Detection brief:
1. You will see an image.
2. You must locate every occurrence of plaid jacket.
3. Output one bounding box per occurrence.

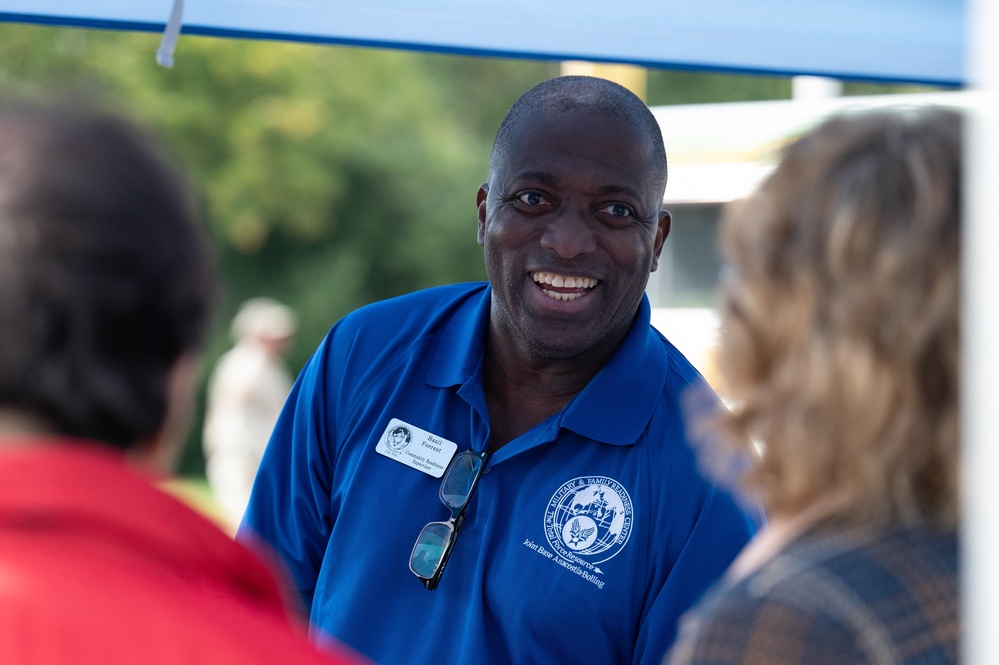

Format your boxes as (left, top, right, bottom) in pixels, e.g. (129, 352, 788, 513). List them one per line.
(667, 524, 958, 665)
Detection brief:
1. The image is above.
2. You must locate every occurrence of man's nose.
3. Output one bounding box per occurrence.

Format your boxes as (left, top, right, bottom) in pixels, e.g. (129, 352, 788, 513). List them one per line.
(539, 207, 597, 259)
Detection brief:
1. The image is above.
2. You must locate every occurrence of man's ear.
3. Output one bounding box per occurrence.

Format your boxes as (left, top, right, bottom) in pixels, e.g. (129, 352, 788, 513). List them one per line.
(476, 184, 489, 247)
(650, 210, 672, 273)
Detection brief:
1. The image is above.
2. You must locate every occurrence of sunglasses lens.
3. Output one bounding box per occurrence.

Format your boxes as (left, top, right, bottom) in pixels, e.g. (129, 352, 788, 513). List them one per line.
(440, 452, 485, 509)
(412, 451, 489, 589)
(410, 521, 453, 578)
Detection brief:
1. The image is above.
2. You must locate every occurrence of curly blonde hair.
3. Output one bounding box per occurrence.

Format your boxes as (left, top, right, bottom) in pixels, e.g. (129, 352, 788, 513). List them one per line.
(716, 108, 961, 527)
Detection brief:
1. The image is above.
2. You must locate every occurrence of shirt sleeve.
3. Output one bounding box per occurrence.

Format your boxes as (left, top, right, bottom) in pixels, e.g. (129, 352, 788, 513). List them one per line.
(634, 483, 759, 665)
(238, 332, 340, 616)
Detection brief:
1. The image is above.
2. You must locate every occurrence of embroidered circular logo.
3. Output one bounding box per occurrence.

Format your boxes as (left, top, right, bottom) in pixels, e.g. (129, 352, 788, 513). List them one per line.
(385, 425, 412, 452)
(545, 476, 633, 565)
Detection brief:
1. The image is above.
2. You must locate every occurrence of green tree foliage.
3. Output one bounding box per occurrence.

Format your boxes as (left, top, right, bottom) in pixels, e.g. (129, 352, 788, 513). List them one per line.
(0, 23, 557, 348)
(646, 68, 946, 106)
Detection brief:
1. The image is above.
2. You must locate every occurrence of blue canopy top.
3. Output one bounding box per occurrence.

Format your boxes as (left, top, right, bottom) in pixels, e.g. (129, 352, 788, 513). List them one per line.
(0, 0, 965, 86)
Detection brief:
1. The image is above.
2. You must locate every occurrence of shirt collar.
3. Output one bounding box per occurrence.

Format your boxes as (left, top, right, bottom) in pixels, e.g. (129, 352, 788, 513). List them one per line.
(558, 296, 667, 445)
(426, 283, 491, 389)
(426, 286, 668, 446)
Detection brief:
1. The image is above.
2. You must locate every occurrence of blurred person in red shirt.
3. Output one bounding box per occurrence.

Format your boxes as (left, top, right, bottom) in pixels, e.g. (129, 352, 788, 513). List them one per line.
(0, 99, 366, 665)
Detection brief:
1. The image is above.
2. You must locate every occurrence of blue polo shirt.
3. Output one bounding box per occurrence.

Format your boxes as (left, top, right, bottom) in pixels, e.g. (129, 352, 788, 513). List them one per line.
(241, 282, 758, 665)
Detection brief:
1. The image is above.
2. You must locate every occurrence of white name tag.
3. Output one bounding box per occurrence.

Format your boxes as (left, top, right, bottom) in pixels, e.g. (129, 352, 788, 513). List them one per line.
(375, 418, 458, 478)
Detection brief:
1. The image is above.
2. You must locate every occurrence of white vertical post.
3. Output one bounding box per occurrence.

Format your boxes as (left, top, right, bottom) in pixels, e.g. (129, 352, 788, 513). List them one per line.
(791, 75, 843, 100)
(963, 0, 999, 663)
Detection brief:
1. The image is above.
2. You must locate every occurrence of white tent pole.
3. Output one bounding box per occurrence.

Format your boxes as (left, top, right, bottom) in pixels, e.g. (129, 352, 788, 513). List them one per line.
(963, 0, 999, 662)
(791, 75, 842, 100)
(156, 0, 185, 68)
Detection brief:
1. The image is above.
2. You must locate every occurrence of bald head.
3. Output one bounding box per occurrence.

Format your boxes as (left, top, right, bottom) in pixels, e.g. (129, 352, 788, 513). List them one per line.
(489, 75, 668, 201)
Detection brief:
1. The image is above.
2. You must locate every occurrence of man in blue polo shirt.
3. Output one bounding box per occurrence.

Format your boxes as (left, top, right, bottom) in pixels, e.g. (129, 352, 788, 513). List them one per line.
(240, 75, 759, 665)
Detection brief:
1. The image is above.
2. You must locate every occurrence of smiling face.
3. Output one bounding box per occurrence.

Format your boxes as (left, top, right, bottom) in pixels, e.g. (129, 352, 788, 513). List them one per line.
(477, 108, 670, 364)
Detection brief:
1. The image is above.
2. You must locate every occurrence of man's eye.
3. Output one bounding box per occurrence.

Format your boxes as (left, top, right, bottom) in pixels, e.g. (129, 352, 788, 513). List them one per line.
(517, 192, 551, 207)
(599, 203, 633, 218)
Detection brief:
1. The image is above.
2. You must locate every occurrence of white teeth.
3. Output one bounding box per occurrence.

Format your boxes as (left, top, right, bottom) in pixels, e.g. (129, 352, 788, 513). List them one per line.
(541, 289, 583, 302)
(532, 272, 597, 290)
(532, 271, 598, 302)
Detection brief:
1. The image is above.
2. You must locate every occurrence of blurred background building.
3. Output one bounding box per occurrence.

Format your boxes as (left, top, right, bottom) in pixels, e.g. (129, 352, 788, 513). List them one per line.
(646, 86, 972, 396)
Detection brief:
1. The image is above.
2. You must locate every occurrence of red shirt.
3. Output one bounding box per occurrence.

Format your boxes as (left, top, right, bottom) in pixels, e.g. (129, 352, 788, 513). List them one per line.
(0, 440, 367, 665)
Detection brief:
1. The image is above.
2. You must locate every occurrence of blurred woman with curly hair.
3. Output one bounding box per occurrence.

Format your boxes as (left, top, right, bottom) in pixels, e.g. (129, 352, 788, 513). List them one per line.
(668, 107, 960, 665)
